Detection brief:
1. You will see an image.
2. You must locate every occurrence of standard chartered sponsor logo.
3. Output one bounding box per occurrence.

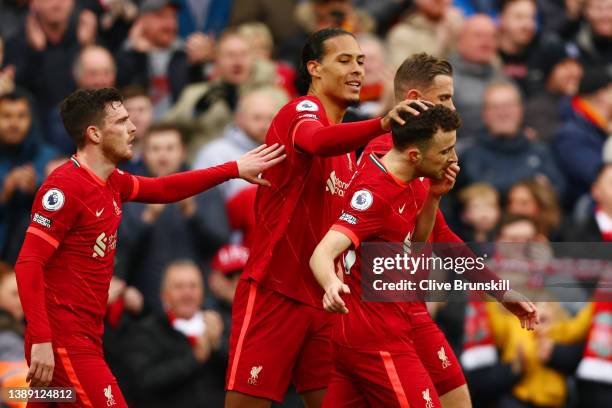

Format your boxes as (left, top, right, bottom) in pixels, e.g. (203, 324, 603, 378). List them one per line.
(325, 171, 350, 197)
(92, 232, 118, 258)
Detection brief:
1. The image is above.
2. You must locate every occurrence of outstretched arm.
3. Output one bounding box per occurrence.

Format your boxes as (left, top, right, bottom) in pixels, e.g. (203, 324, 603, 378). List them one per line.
(294, 100, 431, 157)
(310, 230, 353, 313)
(130, 144, 285, 203)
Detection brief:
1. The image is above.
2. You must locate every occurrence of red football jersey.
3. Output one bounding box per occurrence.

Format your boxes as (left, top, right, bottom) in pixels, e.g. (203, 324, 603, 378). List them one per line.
(25, 156, 137, 349)
(331, 153, 429, 350)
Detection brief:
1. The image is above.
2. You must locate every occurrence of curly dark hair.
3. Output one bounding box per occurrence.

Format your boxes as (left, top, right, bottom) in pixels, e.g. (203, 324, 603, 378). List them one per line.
(59, 88, 123, 148)
(391, 104, 461, 151)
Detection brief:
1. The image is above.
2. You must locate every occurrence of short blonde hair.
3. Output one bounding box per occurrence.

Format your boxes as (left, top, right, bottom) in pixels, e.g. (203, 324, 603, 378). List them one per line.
(458, 182, 499, 207)
(238, 22, 274, 55)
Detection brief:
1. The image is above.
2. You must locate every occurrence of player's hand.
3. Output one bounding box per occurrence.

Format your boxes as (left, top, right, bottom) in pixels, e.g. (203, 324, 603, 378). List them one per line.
(380, 99, 434, 131)
(501, 290, 539, 330)
(237, 143, 286, 187)
(27, 342, 54, 387)
(429, 164, 460, 197)
(323, 278, 350, 314)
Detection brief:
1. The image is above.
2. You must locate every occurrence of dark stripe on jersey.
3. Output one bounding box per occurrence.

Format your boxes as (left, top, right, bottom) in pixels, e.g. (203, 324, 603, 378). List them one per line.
(369, 153, 387, 173)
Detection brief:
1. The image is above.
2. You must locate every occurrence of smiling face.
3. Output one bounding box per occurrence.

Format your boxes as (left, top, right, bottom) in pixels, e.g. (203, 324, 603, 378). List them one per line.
(309, 34, 365, 107)
(97, 102, 136, 164)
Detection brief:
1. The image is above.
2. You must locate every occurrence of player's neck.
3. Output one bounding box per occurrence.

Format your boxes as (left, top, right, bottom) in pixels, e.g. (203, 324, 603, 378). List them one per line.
(381, 149, 417, 184)
(307, 89, 345, 124)
(75, 148, 117, 182)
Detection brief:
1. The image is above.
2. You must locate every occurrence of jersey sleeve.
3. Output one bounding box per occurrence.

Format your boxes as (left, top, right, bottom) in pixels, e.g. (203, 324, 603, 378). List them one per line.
(26, 182, 83, 249)
(331, 185, 387, 248)
(112, 168, 139, 203)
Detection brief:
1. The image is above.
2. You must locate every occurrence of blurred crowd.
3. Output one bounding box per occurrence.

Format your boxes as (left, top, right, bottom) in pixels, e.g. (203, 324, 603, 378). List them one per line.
(0, 0, 611, 407)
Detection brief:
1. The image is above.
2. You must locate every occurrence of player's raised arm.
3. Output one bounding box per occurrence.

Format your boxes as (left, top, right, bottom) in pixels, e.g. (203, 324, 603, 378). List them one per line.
(129, 144, 285, 203)
(310, 230, 353, 314)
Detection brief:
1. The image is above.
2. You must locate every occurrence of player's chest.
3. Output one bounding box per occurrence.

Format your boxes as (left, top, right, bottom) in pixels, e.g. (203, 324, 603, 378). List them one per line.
(73, 187, 123, 248)
(382, 196, 420, 243)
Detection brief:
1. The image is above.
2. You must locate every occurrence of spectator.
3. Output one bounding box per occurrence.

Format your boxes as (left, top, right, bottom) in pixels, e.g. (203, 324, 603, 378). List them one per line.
(0, 261, 24, 362)
(0, 91, 57, 264)
(497, 0, 540, 94)
(193, 86, 287, 200)
(0, 35, 16, 97)
(208, 244, 249, 337)
(122, 260, 226, 408)
(507, 179, 563, 240)
(193, 86, 286, 245)
(238, 22, 298, 97)
(0, 0, 28, 41)
(116, 0, 207, 118)
(73, 45, 116, 90)
(5, 0, 97, 154)
(450, 14, 506, 138)
(552, 66, 612, 209)
(176, 0, 232, 38)
(573, 0, 612, 67)
(460, 81, 566, 198)
(457, 182, 501, 243)
(524, 42, 583, 142)
(165, 28, 276, 153)
(116, 123, 229, 312)
(386, 0, 463, 68)
(353, 0, 414, 35)
(230, 0, 301, 54)
(120, 85, 154, 175)
(565, 163, 612, 242)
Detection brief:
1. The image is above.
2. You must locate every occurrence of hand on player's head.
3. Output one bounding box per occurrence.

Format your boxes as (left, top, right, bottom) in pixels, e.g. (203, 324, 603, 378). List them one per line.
(381, 99, 435, 131)
(237, 143, 286, 187)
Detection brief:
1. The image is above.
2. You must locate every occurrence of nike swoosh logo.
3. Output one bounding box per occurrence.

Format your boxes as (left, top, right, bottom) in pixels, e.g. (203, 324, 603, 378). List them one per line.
(399, 204, 406, 214)
(96, 209, 105, 217)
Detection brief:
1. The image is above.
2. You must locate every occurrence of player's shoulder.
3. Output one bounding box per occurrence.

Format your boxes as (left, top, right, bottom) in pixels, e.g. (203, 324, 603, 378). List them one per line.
(41, 159, 84, 195)
(348, 155, 392, 203)
(277, 95, 326, 123)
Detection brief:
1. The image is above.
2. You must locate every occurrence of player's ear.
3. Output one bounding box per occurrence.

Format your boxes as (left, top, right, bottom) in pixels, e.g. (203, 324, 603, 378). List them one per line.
(85, 125, 101, 144)
(405, 89, 422, 101)
(307, 60, 322, 80)
(407, 147, 421, 163)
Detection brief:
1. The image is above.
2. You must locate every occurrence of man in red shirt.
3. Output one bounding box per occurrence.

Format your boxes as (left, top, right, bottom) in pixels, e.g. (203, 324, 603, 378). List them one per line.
(311, 105, 538, 407)
(15, 87, 285, 407)
(225, 27, 426, 407)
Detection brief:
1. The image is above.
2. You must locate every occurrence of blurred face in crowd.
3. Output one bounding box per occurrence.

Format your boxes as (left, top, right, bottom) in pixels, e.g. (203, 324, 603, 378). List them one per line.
(314, 0, 353, 29)
(124, 95, 153, 140)
(99, 102, 136, 163)
(0, 272, 23, 321)
(358, 36, 386, 86)
(498, 220, 538, 242)
(585, 0, 612, 38)
(142, 5, 178, 48)
(143, 129, 185, 176)
(31, 0, 74, 27)
(236, 91, 281, 143)
(216, 34, 254, 85)
(547, 59, 583, 96)
(500, 0, 537, 48)
(0, 98, 32, 145)
(482, 84, 523, 137)
(507, 185, 539, 218)
(458, 15, 497, 64)
(161, 263, 203, 320)
(593, 166, 612, 214)
(415, 0, 451, 21)
(309, 34, 365, 108)
(463, 194, 500, 233)
(75, 47, 116, 90)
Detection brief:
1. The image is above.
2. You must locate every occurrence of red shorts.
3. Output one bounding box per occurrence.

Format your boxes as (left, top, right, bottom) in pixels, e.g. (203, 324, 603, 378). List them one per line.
(412, 316, 466, 396)
(323, 343, 442, 408)
(24, 343, 127, 408)
(226, 279, 333, 402)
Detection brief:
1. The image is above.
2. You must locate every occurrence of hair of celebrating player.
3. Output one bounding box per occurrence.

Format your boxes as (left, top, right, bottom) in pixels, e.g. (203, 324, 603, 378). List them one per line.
(298, 27, 355, 92)
(59, 88, 123, 148)
(394, 53, 453, 101)
(391, 104, 461, 151)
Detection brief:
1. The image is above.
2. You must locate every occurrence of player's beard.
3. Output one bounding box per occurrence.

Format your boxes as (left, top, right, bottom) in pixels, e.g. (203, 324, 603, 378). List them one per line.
(102, 139, 133, 165)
